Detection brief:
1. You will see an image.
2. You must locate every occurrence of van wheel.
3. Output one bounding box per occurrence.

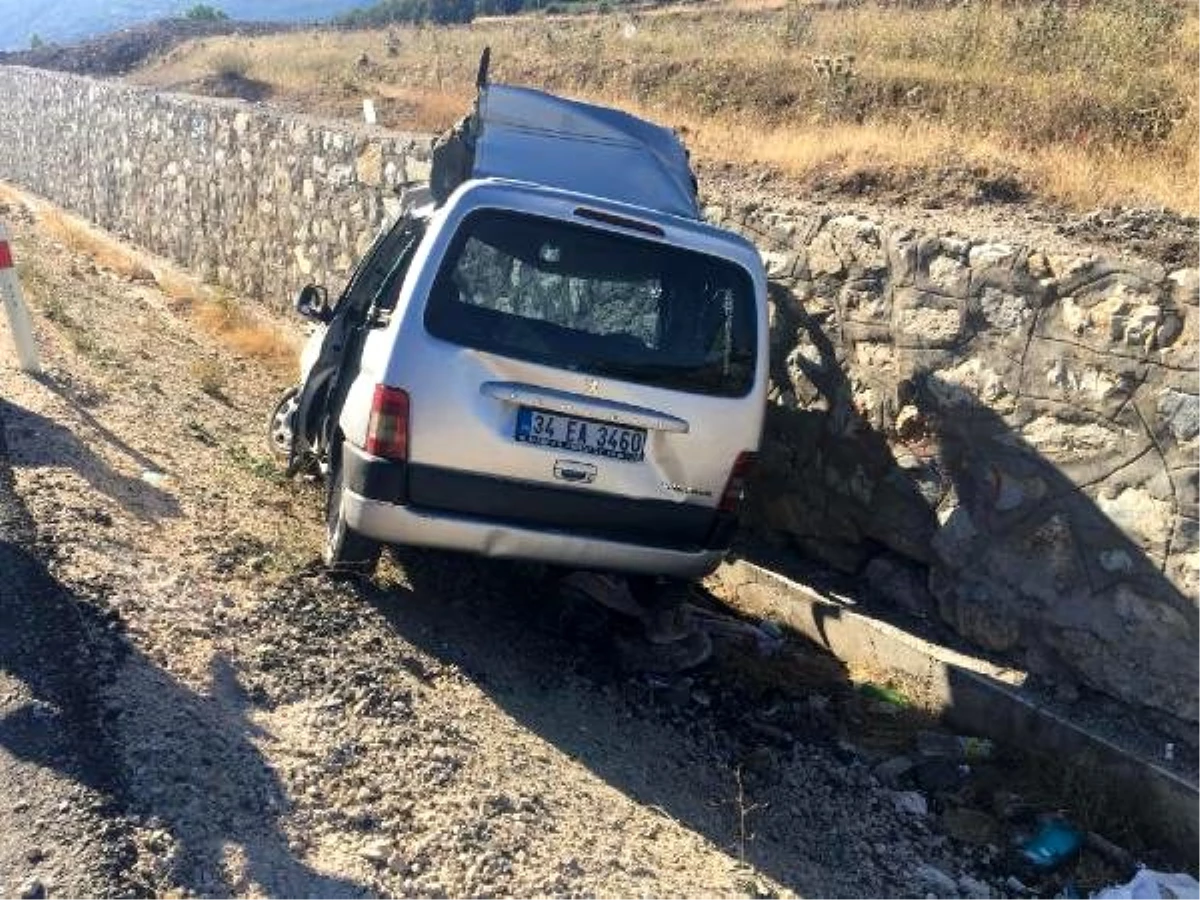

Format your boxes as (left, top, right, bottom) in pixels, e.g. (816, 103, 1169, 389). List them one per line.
(267, 385, 301, 462)
(323, 452, 382, 577)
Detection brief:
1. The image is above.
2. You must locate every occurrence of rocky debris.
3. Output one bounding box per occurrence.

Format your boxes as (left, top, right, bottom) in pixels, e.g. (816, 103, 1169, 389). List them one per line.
(360, 838, 393, 866)
(873, 755, 915, 785)
(941, 807, 1002, 846)
(891, 790, 928, 816)
(914, 862, 958, 895)
(958, 873, 993, 898)
(1057, 208, 1199, 270)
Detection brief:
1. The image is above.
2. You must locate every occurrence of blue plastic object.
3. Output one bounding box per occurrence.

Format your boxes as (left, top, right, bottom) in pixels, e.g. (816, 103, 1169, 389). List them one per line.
(1020, 819, 1085, 871)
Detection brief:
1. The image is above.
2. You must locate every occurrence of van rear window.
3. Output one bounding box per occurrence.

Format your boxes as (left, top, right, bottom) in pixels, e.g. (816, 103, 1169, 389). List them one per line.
(424, 209, 757, 397)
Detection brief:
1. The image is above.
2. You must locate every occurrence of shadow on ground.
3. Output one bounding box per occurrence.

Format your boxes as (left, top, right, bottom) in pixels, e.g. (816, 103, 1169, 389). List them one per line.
(342, 548, 1000, 898)
(0, 418, 364, 898)
(0, 389, 179, 522)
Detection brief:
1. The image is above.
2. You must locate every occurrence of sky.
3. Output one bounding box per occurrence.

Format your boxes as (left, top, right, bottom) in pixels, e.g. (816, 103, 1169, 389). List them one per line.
(0, 0, 376, 51)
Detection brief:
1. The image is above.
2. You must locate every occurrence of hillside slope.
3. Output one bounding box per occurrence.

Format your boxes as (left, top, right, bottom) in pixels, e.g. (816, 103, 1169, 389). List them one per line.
(126, 1, 1199, 215)
(0, 0, 371, 51)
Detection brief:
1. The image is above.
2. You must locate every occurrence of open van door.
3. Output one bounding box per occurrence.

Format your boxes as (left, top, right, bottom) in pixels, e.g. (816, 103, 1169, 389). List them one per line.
(287, 213, 426, 475)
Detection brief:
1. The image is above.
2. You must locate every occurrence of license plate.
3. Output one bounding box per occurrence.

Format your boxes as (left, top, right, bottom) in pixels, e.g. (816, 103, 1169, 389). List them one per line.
(515, 407, 646, 462)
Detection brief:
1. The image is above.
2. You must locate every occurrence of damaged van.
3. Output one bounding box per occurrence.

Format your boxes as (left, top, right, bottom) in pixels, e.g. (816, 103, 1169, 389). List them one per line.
(271, 61, 769, 579)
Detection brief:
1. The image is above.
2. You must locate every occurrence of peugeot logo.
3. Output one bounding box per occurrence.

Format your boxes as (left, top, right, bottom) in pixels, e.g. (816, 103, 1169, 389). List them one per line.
(555, 460, 596, 484)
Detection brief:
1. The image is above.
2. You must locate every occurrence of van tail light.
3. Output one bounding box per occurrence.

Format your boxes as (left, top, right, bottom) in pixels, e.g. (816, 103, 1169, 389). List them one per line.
(365, 385, 410, 460)
(719, 451, 758, 513)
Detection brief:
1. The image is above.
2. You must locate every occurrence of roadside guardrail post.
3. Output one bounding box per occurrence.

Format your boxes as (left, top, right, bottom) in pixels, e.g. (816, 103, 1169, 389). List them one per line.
(0, 221, 42, 375)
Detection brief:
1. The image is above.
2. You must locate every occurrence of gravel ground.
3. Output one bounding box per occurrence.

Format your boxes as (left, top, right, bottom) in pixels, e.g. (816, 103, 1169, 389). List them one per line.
(0, 421, 145, 899)
(0, 192, 1145, 898)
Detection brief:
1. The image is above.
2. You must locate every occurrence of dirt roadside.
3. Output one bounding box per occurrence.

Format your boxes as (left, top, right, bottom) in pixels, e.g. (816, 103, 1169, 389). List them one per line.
(0, 190, 1143, 898)
(0, 416, 146, 898)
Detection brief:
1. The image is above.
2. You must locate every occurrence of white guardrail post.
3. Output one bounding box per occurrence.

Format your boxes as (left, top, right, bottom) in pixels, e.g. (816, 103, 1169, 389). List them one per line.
(0, 220, 42, 375)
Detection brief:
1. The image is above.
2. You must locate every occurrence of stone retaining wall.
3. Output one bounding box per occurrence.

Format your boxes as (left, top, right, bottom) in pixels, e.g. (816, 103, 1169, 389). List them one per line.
(0, 66, 1195, 724)
(717, 205, 1198, 724)
(0, 66, 432, 302)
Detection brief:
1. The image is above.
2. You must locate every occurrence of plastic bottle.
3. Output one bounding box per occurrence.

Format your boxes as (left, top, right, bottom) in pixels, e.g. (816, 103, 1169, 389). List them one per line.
(915, 729, 995, 761)
(858, 683, 910, 707)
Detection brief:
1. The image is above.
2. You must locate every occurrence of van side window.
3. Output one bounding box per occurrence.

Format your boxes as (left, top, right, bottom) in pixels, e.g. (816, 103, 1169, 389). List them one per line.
(373, 221, 427, 316)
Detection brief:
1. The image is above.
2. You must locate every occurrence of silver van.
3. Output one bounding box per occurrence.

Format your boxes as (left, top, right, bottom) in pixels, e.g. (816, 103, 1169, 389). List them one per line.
(273, 76, 769, 579)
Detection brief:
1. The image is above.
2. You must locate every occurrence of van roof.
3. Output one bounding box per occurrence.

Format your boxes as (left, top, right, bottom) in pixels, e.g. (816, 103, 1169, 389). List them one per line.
(471, 84, 700, 221)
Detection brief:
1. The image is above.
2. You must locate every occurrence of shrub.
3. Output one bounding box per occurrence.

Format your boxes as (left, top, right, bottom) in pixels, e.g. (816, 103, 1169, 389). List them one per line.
(337, 0, 474, 26)
(210, 48, 252, 78)
(184, 4, 229, 21)
(429, 0, 475, 24)
(476, 0, 525, 13)
(192, 357, 228, 400)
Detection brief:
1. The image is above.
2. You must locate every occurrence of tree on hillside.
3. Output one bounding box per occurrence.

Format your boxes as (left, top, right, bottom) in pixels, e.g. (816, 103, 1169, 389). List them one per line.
(336, 0, 474, 26)
(429, 0, 475, 23)
(183, 4, 229, 21)
(474, 0, 524, 15)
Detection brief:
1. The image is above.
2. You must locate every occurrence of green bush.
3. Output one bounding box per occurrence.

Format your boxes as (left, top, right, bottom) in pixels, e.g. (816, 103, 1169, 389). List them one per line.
(476, 0, 525, 13)
(337, 0, 474, 26)
(184, 3, 229, 21)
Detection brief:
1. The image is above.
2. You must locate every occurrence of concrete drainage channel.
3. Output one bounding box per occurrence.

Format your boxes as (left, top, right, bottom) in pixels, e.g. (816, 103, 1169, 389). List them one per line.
(711, 558, 1199, 862)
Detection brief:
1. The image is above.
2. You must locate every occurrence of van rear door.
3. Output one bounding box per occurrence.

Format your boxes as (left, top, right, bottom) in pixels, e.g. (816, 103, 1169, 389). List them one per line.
(395, 204, 765, 551)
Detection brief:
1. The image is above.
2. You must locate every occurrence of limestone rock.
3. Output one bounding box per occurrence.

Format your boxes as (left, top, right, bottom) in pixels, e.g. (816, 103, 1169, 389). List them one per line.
(1157, 388, 1199, 445)
(968, 242, 1016, 271)
(827, 215, 885, 275)
(976, 286, 1034, 333)
(355, 141, 383, 187)
(893, 288, 964, 348)
(807, 228, 844, 277)
(1096, 487, 1173, 553)
(1167, 268, 1199, 305)
(922, 253, 971, 297)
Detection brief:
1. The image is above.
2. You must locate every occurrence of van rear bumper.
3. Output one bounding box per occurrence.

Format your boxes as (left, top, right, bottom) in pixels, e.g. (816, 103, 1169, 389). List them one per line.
(340, 444, 729, 578)
(343, 488, 726, 578)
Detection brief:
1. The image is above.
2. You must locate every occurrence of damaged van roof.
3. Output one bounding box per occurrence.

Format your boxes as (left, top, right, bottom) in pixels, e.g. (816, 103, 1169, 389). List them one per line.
(472, 84, 700, 221)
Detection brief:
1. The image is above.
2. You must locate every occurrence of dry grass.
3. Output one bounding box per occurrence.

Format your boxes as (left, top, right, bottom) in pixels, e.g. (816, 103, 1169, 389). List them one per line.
(191, 355, 229, 399)
(185, 292, 299, 374)
(40, 209, 157, 282)
(209, 47, 252, 79)
(0, 183, 299, 376)
(130, 0, 1199, 213)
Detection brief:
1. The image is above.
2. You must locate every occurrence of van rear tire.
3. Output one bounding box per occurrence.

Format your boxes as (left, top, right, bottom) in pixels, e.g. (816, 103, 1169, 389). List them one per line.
(324, 451, 382, 577)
